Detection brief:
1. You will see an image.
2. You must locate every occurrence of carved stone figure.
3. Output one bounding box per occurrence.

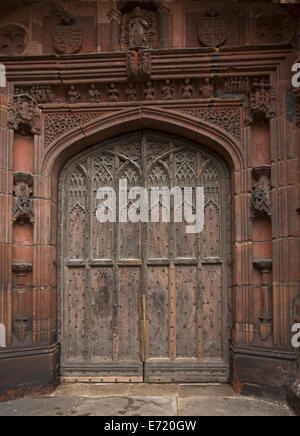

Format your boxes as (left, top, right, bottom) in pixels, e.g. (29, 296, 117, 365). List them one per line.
(68, 86, 81, 104)
(12, 173, 34, 225)
(182, 79, 193, 100)
(89, 84, 101, 103)
(161, 80, 174, 100)
(200, 78, 214, 99)
(8, 94, 40, 135)
(126, 84, 137, 101)
(108, 83, 120, 102)
(144, 81, 154, 101)
(251, 166, 272, 220)
(121, 7, 158, 50)
(129, 6, 151, 48)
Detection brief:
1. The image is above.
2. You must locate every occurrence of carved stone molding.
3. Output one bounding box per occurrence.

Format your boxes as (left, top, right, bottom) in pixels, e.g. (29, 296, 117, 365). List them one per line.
(8, 94, 40, 136)
(43, 111, 106, 148)
(12, 173, 34, 225)
(12, 262, 33, 274)
(251, 166, 272, 220)
(253, 259, 272, 272)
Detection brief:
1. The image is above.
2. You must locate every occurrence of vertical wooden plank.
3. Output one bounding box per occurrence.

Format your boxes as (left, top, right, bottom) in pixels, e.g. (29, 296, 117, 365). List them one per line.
(202, 264, 222, 359)
(176, 265, 197, 358)
(169, 263, 176, 361)
(90, 267, 114, 360)
(64, 267, 86, 361)
(148, 266, 169, 358)
(118, 267, 141, 360)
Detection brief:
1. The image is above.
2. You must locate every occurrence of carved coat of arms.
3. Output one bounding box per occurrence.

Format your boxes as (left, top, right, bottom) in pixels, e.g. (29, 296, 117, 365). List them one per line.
(53, 24, 82, 54)
(198, 11, 227, 47)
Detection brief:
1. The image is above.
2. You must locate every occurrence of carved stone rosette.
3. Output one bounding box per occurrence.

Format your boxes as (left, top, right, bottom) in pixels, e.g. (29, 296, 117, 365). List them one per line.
(8, 94, 40, 135)
(12, 173, 34, 225)
(251, 166, 272, 220)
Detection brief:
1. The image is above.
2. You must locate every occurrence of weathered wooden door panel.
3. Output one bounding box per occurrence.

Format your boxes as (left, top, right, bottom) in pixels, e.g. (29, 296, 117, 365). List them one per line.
(59, 131, 231, 382)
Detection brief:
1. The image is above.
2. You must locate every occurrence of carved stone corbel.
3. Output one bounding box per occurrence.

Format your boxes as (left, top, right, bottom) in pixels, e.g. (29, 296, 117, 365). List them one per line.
(8, 94, 40, 135)
(253, 259, 273, 341)
(251, 166, 272, 220)
(127, 48, 152, 82)
(12, 173, 34, 225)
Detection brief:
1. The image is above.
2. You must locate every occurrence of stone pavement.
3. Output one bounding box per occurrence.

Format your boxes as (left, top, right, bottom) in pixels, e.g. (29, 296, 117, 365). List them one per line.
(0, 384, 295, 416)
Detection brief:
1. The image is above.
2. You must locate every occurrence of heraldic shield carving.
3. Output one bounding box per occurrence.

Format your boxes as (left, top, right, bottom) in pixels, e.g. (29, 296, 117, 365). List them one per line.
(53, 24, 82, 54)
(198, 9, 228, 47)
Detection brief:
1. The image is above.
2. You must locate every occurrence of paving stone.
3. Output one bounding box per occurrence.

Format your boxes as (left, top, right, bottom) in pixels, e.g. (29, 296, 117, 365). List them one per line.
(127, 384, 179, 397)
(0, 384, 295, 416)
(178, 384, 234, 398)
(53, 383, 130, 398)
(73, 396, 178, 417)
(0, 397, 81, 417)
(178, 396, 295, 417)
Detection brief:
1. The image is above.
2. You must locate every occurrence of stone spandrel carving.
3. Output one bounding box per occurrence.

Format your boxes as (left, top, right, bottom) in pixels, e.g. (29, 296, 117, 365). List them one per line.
(182, 107, 241, 142)
(43, 111, 105, 148)
(12, 173, 34, 225)
(121, 6, 158, 50)
(0, 25, 28, 55)
(8, 94, 40, 135)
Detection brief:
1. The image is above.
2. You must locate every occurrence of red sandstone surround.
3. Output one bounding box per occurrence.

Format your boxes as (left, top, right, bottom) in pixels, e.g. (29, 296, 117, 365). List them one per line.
(0, 0, 299, 411)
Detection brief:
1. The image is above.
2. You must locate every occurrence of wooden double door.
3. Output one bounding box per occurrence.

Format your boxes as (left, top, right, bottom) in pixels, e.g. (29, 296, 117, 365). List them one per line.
(58, 130, 231, 383)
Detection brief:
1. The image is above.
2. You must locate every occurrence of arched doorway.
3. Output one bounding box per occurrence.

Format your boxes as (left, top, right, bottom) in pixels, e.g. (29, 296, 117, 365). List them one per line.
(58, 130, 232, 383)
